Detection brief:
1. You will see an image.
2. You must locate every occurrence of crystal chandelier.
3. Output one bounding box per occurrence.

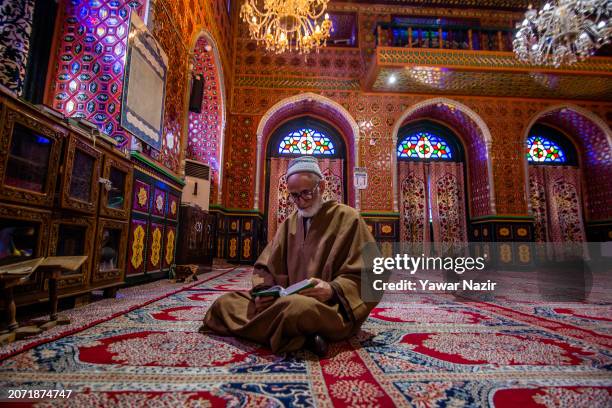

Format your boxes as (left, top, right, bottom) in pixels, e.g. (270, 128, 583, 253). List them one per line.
(240, 0, 333, 54)
(513, 1, 611, 67)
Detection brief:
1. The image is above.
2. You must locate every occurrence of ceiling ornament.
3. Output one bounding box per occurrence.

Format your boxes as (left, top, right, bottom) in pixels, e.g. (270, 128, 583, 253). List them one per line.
(240, 0, 333, 54)
(513, 1, 611, 67)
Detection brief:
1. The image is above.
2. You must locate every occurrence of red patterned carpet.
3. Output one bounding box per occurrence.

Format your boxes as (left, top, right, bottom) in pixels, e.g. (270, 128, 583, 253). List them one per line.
(0, 265, 611, 407)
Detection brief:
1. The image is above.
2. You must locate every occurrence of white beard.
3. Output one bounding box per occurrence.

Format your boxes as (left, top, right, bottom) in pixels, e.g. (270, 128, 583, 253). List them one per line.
(296, 199, 323, 218)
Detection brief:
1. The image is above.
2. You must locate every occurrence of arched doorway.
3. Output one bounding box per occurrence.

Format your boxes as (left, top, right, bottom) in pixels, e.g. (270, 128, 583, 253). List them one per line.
(391, 98, 495, 217)
(185, 31, 226, 205)
(397, 120, 468, 244)
(523, 105, 612, 228)
(265, 116, 347, 241)
(255, 92, 359, 211)
(526, 124, 585, 243)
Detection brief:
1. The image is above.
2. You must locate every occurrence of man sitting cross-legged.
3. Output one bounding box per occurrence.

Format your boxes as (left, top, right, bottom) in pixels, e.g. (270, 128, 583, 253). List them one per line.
(200, 156, 378, 357)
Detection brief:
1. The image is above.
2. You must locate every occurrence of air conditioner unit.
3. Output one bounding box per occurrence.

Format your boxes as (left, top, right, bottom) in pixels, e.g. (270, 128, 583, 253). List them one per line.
(183, 159, 211, 211)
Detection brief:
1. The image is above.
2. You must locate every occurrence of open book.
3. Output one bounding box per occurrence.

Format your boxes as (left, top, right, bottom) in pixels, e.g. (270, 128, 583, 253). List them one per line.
(252, 278, 315, 298)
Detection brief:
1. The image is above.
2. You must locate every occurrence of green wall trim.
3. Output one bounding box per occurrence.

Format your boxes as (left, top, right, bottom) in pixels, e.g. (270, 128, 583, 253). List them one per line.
(210, 205, 263, 216)
(130, 151, 185, 186)
(471, 215, 534, 221)
(586, 219, 612, 225)
(361, 212, 400, 217)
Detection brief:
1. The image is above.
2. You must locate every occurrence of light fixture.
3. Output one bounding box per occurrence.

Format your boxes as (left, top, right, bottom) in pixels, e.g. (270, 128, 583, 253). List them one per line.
(388, 74, 397, 84)
(240, 0, 333, 54)
(513, 1, 611, 67)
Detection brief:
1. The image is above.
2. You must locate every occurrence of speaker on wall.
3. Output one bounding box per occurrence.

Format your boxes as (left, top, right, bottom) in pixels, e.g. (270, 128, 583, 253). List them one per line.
(189, 76, 205, 113)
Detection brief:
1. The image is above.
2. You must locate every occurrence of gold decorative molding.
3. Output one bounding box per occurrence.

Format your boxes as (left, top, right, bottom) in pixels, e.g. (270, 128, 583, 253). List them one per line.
(367, 48, 612, 101)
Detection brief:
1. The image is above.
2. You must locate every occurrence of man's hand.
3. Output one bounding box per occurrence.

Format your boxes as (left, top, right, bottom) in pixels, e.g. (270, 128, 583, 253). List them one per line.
(254, 295, 275, 313)
(299, 278, 333, 302)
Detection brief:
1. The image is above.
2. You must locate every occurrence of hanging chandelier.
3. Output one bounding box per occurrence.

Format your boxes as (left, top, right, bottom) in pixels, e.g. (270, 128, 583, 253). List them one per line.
(513, 1, 611, 67)
(240, 0, 333, 54)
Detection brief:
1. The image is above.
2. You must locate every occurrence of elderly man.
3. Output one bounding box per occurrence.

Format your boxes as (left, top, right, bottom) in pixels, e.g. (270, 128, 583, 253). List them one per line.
(200, 156, 377, 356)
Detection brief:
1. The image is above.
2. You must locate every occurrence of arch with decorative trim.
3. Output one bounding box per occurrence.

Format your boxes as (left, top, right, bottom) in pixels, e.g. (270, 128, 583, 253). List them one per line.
(255, 92, 360, 210)
(182, 29, 227, 205)
(391, 97, 496, 216)
(522, 104, 612, 222)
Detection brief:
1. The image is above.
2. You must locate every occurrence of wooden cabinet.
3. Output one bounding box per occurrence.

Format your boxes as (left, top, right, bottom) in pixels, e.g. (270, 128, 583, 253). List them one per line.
(0, 90, 133, 306)
(48, 215, 95, 292)
(125, 165, 182, 281)
(60, 135, 102, 214)
(99, 156, 133, 220)
(176, 204, 214, 268)
(0, 203, 51, 303)
(92, 218, 128, 285)
(0, 107, 64, 207)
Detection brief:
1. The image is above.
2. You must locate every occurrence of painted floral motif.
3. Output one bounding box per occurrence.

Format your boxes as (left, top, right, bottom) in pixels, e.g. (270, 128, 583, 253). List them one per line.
(552, 179, 585, 242)
(432, 168, 466, 243)
(137, 187, 148, 206)
(420, 333, 577, 365)
(150, 228, 162, 267)
(400, 169, 427, 242)
(165, 229, 175, 265)
(156, 195, 164, 212)
(321, 167, 343, 204)
(0, 0, 34, 96)
(130, 225, 145, 269)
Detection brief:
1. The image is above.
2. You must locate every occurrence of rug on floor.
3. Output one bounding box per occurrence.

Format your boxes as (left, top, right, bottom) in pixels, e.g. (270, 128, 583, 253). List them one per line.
(0, 265, 610, 407)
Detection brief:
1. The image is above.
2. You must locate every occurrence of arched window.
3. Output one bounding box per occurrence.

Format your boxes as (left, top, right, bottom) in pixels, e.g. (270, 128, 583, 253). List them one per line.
(268, 116, 344, 158)
(526, 136, 566, 163)
(396, 121, 462, 162)
(278, 128, 336, 155)
(397, 131, 453, 160)
(396, 121, 467, 241)
(526, 124, 577, 165)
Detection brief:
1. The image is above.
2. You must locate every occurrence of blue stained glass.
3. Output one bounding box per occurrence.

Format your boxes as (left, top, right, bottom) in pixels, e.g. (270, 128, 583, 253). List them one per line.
(526, 136, 566, 163)
(397, 131, 453, 160)
(278, 128, 335, 155)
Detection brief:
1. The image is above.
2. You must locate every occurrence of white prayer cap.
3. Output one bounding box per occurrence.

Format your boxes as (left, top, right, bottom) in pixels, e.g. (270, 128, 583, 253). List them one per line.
(286, 156, 323, 179)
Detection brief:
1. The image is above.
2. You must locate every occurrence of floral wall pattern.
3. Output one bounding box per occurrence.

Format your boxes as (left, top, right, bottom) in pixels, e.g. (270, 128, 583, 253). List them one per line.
(223, 2, 612, 218)
(44, 0, 231, 174)
(187, 34, 223, 202)
(147, 0, 231, 174)
(46, 0, 146, 149)
(0, 0, 35, 96)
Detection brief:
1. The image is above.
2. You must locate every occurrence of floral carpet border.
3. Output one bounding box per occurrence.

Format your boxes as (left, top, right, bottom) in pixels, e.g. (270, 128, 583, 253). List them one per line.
(0, 267, 238, 361)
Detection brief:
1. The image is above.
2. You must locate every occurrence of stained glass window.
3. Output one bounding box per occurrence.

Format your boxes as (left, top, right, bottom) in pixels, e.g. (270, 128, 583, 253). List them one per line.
(526, 136, 566, 163)
(397, 131, 452, 160)
(278, 128, 335, 155)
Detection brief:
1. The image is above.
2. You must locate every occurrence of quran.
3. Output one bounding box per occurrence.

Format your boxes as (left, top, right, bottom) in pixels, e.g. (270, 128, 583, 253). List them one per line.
(252, 279, 315, 298)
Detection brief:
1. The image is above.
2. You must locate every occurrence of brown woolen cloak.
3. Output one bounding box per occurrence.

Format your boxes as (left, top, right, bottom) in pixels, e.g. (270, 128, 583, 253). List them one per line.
(200, 200, 378, 353)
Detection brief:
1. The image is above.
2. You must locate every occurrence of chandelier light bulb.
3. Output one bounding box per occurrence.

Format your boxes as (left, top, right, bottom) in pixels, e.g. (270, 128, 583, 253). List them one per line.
(240, 0, 334, 54)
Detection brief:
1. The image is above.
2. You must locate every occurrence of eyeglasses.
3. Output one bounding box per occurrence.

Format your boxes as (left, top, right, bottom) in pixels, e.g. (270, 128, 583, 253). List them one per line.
(288, 181, 320, 202)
